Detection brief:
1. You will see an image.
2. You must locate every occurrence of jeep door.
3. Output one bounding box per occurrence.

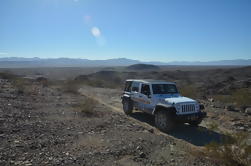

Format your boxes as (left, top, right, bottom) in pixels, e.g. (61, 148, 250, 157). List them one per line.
(140, 84, 154, 114)
(130, 81, 143, 110)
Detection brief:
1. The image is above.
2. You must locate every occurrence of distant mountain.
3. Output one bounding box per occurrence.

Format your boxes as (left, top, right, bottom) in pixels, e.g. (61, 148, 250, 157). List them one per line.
(0, 58, 140, 68)
(127, 64, 160, 70)
(164, 59, 251, 66)
(0, 57, 250, 68)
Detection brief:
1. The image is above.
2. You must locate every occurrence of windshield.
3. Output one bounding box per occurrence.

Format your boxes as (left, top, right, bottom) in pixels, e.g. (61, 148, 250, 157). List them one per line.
(152, 84, 178, 94)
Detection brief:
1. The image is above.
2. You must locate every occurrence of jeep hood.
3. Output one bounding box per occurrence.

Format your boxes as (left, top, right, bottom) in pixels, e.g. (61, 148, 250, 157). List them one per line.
(164, 96, 195, 104)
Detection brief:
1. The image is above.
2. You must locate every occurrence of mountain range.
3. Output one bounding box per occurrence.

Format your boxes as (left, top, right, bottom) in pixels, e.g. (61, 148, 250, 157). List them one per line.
(0, 57, 250, 68)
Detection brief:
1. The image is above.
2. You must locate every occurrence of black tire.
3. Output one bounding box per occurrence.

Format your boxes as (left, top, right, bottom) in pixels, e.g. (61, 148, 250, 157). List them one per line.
(189, 119, 202, 127)
(155, 111, 175, 132)
(123, 99, 133, 115)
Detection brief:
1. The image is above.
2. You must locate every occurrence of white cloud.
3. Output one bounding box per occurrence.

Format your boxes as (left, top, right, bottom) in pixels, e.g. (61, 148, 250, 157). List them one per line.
(91, 27, 101, 37)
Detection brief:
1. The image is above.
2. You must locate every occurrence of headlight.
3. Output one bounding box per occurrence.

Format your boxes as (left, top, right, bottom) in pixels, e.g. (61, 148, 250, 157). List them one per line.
(159, 98, 165, 103)
(195, 103, 200, 111)
(176, 104, 181, 111)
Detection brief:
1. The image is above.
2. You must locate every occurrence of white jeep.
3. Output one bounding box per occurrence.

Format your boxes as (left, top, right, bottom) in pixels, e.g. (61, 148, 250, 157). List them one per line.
(121, 79, 206, 131)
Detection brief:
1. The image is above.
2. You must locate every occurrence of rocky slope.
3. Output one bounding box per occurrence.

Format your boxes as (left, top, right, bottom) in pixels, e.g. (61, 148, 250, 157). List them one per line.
(0, 78, 219, 166)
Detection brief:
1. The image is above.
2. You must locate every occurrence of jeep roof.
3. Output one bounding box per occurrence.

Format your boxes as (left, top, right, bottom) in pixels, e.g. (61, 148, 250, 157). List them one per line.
(125, 79, 176, 84)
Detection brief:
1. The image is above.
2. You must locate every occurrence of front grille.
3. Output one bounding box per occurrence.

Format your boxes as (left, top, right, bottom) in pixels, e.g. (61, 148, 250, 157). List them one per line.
(181, 104, 195, 113)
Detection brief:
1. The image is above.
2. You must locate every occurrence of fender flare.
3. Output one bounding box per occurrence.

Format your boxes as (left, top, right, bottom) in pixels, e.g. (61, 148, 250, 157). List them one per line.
(152, 104, 176, 115)
(121, 94, 131, 104)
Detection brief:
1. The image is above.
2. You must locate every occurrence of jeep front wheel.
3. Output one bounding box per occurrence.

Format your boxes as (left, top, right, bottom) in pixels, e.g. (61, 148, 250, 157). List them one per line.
(123, 99, 133, 115)
(155, 111, 174, 132)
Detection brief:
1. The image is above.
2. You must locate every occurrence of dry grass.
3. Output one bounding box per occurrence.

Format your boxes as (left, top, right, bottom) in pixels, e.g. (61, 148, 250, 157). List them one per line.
(214, 88, 251, 107)
(12, 77, 32, 94)
(74, 97, 97, 117)
(179, 84, 200, 99)
(0, 72, 30, 94)
(205, 131, 251, 166)
(0, 72, 17, 80)
(207, 121, 219, 131)
(61, 80, 81, 94)
(81, 79, 121, 89)
(36, 77, 49, 87)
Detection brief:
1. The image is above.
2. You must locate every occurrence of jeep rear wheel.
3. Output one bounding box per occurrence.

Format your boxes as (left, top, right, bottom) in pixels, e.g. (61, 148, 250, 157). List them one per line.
(155, 111, 174, 132)
(123, 99, 133, 115)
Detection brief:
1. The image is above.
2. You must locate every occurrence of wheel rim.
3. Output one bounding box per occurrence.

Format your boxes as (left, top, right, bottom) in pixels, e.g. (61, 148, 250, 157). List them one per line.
(157, 112, 167, 129)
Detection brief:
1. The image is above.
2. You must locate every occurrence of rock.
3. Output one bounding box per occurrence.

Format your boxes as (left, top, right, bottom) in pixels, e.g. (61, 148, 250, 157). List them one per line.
(170, 159, 175, 163)
(237, 127, 245, 131)
(136, 146, 142, 151)
(225, 105, 238, 112)
(245, 107, 251, 115)
(208, 98, 214, 102)
(148, 128, 154, 133)
(232, 122, 244, 127)
(139, 151, 145, 158)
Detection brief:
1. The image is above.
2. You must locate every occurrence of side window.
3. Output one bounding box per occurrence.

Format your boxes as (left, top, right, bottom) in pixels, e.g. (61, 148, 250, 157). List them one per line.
(141, 84, 150, 96)
(131, 82, 140, 92)
(124, 81, 132, 92)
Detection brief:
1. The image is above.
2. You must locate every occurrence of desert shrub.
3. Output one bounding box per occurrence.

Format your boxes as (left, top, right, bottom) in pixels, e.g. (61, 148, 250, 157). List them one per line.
(179, 84, 200, 99)
(74, 97, 97, 117)
(232, 88, 251, 106)
(214, 95, 232, 104)
(0, 72, 34, 94)
(74, 72, 122, 89)
(62, 80, 81, 94)
(36, 77, 48, 87)
(205, 131, 251, 166)
(86, 79, 105, 87)
(12, 78, 29, 94)
(82, 79, 120, 89)
(214, 88, 251, 107)
(0, 72, 16, 80)
(207, 121, 219, 131)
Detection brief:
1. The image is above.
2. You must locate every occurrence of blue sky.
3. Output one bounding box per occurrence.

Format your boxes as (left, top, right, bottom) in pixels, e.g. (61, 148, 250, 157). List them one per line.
(0, 0, 250, 62)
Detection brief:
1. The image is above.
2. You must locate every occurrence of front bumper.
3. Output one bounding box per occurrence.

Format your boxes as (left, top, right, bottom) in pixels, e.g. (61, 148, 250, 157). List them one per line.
(175, 111, 207, 122)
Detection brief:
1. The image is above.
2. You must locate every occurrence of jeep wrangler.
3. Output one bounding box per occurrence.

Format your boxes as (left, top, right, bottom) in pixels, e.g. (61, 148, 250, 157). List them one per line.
(121, 79, 206, 131)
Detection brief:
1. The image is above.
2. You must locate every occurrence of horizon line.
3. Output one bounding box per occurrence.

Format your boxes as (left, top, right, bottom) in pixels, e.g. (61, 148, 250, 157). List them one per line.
(0, 56, 250, 63)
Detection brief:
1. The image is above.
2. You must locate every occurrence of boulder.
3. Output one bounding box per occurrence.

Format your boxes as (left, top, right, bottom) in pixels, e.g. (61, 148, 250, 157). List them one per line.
(225, 105, 236, 112)
(245, 107, 251, 115)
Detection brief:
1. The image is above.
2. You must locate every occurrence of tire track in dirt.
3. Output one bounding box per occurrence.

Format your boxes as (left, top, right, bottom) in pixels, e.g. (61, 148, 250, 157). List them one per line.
(79, 86, 203, 151)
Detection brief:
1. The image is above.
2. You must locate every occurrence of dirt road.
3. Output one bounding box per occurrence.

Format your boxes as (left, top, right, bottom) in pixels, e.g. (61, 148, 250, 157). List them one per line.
(79, 86, 227, 145)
